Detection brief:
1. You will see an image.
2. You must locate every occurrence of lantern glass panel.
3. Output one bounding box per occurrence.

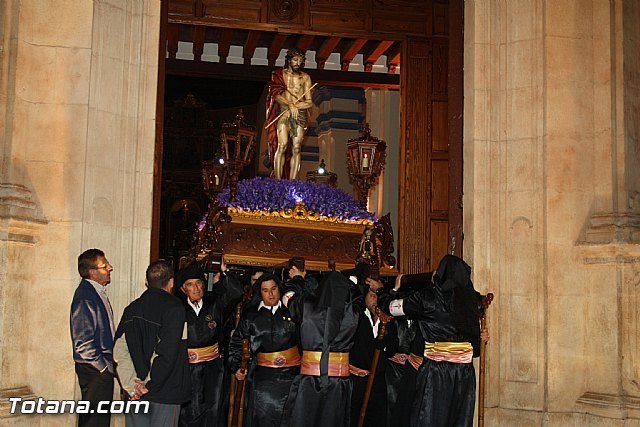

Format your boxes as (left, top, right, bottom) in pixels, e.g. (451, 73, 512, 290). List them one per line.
(240, 135, 251, 162)
(228, 137, 238, 161)
(347, 144, 358, 173)
(202, 160, 226, 194)
(360, 147, 374, 174)
(221, 134, 228, 160)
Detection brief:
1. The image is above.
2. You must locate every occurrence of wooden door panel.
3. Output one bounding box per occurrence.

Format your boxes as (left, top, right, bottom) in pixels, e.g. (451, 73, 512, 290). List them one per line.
(430, 220, 449, 269)
(399, 0, 458, 272)
(170, 0, 195, 15)
(432, 40, 449, 98)
(432, 101, 448, 152)
(312, 0, 367, 7)
(400, 37, 431, 272)
(431, 159, 449, 212)
(310, 11, 368, 32)
(372, 13, 428, 35)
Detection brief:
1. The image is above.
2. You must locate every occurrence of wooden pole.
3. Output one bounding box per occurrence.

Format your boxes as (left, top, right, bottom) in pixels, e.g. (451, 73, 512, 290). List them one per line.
(228, 286, 252, 427)
(478, 293, 494, 427)
(357, 307, 392, 427)
(237, 369, 248, 427)
(229, 339, 250, 427)
(227, 376, 236, 427)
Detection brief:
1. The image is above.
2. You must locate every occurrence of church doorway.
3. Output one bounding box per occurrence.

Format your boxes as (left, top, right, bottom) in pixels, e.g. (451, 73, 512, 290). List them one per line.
(151, 0, 463, 273)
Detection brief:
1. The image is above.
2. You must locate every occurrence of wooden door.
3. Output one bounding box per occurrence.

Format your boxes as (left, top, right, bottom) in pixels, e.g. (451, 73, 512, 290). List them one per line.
(398, 0, 462, 273)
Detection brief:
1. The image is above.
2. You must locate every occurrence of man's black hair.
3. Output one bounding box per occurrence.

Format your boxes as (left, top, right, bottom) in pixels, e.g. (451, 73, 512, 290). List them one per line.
(78, 248, 105, 279)
(146, 260, 174, 289)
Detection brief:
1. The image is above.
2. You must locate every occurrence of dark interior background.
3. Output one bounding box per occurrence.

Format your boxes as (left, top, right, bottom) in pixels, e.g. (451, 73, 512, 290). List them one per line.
(160, 76, 267, 265)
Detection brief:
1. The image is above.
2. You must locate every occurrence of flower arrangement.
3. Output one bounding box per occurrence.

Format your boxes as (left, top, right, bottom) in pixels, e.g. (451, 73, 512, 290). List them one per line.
(216, 177, 377, 223)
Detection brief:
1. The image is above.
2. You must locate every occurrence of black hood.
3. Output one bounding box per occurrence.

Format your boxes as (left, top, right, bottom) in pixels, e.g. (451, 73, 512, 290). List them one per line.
(434, 254, 472, 292)
(317, 271, 351, 311)
(434, 254, 482, 356)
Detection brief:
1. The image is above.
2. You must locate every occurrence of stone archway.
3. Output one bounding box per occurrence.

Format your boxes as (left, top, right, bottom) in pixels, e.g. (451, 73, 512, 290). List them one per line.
(151, 0, 465, 273)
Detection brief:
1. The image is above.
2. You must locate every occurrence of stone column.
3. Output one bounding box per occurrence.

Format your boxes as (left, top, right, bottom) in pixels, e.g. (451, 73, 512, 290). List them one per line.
(0, 0, 160, 425)
(465, 0, 640, 424)
(465, 0, 546, 415)
(0, 185, 45, 422)
(574, 0, 640, 419)
(312, 87, 365, 194)
(0, 0, 53, 420)
(365, 89, 399, 256)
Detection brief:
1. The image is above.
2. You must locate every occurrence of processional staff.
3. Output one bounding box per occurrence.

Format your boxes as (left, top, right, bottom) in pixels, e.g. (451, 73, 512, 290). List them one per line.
(357, 306, 393, 427)
(228, 285, 253, 427)
(229, 339, 250, 427)
(478, 293, 494, 427)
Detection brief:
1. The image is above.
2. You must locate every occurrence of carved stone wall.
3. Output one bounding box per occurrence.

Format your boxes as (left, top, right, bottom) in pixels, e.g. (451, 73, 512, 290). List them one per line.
(465, 0, 640, 424)
(0, 0, 160, 425)
(465, 0, 546, 412)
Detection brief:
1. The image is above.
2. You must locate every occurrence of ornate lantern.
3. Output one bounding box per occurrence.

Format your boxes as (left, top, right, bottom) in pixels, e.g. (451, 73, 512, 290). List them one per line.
(202, 157, 227, 198)
(194, 109, 256, 272)
(346, 123, 387, 204)
(306, 158, 338, 187)
(219, 109, 257, 201)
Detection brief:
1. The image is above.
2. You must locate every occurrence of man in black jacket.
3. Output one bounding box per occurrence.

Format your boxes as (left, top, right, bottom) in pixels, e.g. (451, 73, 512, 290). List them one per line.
(114, 260, 191, 427)
(349, 285, 397, 427)
(229, 273, 301, 427)
(176, 262, 243, 427)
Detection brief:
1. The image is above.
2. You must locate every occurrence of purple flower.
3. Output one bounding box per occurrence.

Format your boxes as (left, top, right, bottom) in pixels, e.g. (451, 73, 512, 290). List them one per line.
(217, 177, 376, 222)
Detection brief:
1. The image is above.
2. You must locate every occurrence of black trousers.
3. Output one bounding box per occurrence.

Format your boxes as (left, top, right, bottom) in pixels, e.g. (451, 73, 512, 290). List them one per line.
(126, 402, 181, 427)
(75, 362, 114, 427)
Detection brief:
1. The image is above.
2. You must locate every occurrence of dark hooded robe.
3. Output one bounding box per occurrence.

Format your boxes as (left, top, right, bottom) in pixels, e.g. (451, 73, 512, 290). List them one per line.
(385, 317, 424, 427)
(280, 271, 362, 427)
(228, 274, 300, 427)
(388, 322, 423, 427)
(349, 302, 398, 427)
(385, 276, 431, 427)
(177, 265, 243, 427)
(378, 255, 483, 427)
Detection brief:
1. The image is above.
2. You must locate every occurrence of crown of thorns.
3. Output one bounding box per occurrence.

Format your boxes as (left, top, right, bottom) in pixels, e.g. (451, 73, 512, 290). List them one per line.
(286, 48, 305, 57)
